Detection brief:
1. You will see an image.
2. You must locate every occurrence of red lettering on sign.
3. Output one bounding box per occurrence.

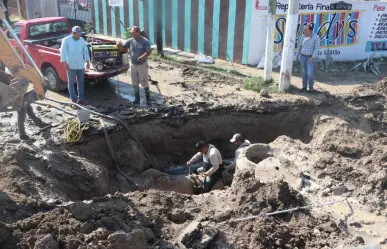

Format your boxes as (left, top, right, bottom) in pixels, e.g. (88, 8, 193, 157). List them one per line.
(255, 0, 268, 10)
(373, 5, 385, 11)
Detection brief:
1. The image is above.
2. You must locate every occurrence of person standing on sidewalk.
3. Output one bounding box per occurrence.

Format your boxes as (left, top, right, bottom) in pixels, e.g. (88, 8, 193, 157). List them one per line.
(297, 23, 320, 92)
(60, 26, 90, 105)
(116, 26, 152, 106)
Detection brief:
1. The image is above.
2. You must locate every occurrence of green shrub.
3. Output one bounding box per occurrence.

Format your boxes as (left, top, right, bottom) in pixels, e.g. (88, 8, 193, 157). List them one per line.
(244, 77, 277, 93)
(84, 22, 94, 33)
(123, 27, 133, 39)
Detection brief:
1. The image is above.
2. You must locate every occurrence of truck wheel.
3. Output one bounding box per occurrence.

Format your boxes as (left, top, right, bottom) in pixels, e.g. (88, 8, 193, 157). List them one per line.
(44, 67, 62, 92)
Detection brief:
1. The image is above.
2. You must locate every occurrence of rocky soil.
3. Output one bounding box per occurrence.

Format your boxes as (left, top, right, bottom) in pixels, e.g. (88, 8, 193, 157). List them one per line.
(0, 62, 386, 248)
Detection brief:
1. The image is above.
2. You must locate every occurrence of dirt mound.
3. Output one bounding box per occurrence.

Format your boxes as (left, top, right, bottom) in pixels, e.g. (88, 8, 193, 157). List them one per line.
(0, 143, 110, 202)
(270, 111, 387, 216)
(211, 174, 355, 248)
(1, 194, 168, 249)
(358, 78, 387, 94)
(231, 176, 304, 217)
(1, 175, 356, 249)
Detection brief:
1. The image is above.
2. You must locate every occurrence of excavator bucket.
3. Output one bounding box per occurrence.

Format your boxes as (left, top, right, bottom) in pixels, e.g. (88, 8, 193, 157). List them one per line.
(0, 81, 20, 109)
(0, 78, 28, 112)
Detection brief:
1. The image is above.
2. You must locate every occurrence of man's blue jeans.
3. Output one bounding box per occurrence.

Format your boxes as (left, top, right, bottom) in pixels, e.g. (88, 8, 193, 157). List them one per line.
(67, 69, 85, 102)
(300, 55, 315, 89)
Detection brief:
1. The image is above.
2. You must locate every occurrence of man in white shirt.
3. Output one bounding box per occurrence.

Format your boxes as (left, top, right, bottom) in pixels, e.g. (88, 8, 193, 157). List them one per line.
(225, 133, 251, 172)
(297, 23, 320, 92)
(186, 141, 223, 193)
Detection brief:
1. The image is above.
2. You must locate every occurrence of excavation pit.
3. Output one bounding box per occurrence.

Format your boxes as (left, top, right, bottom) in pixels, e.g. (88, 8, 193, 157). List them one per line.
(1, 92, 386, 248)
(68, 108, 315, 198)
(0, 108, 316, 202)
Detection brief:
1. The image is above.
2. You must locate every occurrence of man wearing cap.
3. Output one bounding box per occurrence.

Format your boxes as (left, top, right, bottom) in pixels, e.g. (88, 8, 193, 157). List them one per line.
(116, 26, 152, 106)
(225, 133, 251, 172)
(60, 26, 90, 105)
(186, 141, 223, 193)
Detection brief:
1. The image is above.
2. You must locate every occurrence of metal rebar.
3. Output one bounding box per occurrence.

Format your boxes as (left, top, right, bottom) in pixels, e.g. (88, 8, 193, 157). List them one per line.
(222, 198, 347, 224)
(99, 118, 137, 188)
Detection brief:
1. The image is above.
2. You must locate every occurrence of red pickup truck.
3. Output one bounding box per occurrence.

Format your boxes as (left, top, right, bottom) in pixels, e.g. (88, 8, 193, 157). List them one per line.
(8, 17, 129, 92)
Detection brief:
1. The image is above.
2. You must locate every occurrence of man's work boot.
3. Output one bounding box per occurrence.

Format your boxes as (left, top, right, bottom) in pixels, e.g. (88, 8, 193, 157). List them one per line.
(133, 86, 140, 105)
(144, 87, 151, 106)
(17, 107, 28, 140)
(26, 105, 50, 129)
(19, 134, 30, 140)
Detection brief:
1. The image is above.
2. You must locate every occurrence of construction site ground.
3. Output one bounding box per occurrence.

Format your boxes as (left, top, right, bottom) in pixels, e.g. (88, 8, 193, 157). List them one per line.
(0, 51, 386, 249)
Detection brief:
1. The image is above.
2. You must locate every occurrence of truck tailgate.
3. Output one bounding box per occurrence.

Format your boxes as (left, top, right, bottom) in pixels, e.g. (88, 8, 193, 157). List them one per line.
(85, 65, 129, 80)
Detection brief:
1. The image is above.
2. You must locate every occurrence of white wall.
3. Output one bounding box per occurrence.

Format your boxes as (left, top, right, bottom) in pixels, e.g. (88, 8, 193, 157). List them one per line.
(31, 0, 59, 18)
(248, 0, 387, 64)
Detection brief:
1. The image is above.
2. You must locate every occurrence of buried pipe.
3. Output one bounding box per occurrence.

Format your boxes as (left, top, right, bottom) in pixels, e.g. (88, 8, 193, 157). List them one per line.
(44, 97, 156, 168)
(218, 198, 348, 225)
(99, 118, 138, 189)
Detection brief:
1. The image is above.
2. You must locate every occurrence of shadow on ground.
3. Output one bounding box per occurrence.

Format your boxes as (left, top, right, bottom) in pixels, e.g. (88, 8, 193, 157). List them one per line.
(55, 78, 165, 110)
(273, 60, 385, 87)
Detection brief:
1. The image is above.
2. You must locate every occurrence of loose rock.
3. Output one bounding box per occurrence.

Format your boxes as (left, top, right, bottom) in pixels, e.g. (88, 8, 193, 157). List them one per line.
(34, 234, 59, 249)
(68, 202, 91, 221)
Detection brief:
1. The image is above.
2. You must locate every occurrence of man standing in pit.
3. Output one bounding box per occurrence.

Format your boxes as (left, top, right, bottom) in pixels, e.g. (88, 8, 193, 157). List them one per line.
(225, 133, 251, 172)
(116, 26, 152, 106)
(186, 141, 223, 193)
(60, 26, 90, 105)
(297, 23, 320, 92)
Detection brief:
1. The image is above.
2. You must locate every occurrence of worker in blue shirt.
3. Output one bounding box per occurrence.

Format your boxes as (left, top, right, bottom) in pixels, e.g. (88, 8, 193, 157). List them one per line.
(60, 26, 90, 105)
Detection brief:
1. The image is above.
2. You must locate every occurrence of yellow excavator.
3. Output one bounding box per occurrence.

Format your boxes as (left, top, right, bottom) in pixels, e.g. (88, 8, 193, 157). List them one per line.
(0, 0, 47, 113)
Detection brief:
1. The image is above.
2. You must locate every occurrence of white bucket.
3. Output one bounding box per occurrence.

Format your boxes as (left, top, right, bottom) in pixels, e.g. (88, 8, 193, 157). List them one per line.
(77, 109, 90, 123)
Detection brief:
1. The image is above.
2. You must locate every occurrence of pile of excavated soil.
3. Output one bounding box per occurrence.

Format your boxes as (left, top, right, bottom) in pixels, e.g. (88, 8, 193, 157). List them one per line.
(0, 179, 360, 249)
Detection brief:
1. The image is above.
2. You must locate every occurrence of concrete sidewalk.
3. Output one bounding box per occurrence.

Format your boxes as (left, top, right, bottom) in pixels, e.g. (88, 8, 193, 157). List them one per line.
(160, 47, 382, 95)
(91, 33, 382, 94)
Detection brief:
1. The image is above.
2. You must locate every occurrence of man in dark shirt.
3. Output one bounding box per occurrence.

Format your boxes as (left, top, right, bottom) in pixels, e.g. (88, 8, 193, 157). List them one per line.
(117, 26, 152, 105)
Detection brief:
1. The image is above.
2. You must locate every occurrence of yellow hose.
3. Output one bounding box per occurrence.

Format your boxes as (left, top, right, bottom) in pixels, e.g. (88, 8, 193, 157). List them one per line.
(65, 119, 88, 143)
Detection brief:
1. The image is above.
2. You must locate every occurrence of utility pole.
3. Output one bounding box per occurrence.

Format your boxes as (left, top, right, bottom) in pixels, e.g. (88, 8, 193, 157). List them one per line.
(74, 0, 77, 20)
(263, 0, 277, 82)
(278, 0, 299, 91)
(156, 0, 163, 56)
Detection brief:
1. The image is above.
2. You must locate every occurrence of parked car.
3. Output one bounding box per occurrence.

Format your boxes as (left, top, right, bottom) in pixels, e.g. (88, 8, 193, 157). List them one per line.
(8, 17, 129, 92)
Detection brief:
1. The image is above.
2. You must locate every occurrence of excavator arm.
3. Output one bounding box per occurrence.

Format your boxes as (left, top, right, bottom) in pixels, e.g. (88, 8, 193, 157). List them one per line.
(0, 0, 47, 112)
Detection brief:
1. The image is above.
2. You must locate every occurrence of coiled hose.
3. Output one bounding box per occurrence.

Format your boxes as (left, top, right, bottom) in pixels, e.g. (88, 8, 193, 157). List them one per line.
(65, 119, 89, 143)
(43, 97, 155, 168)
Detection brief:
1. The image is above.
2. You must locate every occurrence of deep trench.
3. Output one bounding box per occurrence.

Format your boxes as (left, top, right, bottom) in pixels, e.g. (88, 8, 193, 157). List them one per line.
(129, 109, 315, 169)
(46, 108, 317, 201)
(83, 109, 313, 170)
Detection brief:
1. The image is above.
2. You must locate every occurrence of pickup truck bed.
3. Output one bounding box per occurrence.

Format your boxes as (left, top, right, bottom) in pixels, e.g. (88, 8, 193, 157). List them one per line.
(10, 17, 129, 92)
